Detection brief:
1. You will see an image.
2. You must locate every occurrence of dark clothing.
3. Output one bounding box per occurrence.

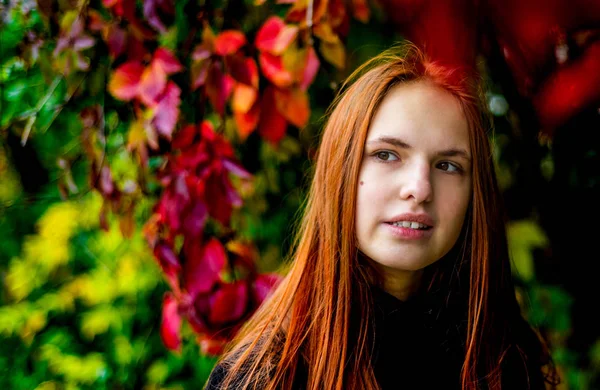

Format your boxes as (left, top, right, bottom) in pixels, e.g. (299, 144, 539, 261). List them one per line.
(206, 287, 546, 389)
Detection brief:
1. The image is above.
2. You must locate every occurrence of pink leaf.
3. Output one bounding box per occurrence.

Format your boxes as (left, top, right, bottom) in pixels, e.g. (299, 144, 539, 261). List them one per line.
(152, 81, 181, 139)
(300, 46, 320, 91)
(255, 16, 298, 55)
(209, 282, 249, 325)
(253, 273, 282, 303)
(182, 200, 208, 238)
(184, 238, 227, 299)
(139, 60, 167, 106)
(153, 47, 183, 74)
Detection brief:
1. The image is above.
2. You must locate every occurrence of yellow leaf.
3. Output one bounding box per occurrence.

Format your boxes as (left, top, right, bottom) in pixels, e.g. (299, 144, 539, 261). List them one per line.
(320, 40, 346, 69)
(507, 220, 549, 282)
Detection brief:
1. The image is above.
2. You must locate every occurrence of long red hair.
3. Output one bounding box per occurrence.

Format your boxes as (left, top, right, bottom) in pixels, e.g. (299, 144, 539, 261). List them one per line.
(212, 44, 557, 390)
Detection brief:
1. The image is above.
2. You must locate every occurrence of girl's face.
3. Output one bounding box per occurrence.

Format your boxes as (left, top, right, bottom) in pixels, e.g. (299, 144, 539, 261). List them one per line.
(356, 80, 472, 290)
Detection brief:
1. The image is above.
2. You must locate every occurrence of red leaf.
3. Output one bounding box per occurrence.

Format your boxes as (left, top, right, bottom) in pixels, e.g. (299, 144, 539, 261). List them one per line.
(108, 61, 144, 101)
(204, 170, 235, 225)
(258, 87, 288, 144)
(234, 101, 260, 141)
(160, 293, 182, 351)
(226, 56, 259, 88)
(184, 238, 227, 299)
(139, 60, 167, 105)
(253, 273, 282, 303)
(300, 46, 320, 91)
(182, 200, 208, 238)
(534, 41, 600, 133)
(206, 62, 234, 114)
(172, 124, 198, 149)
(214, 30, 247, 56)
(154, 241, 181, 291)
(258, 52, 293, 87)
(153, 47, 183, 74)
(152, 81, 181, 139)
(274, 88, 310, 128)
(351, 0, 371, 23)
(255, 16, 299, 55)
(209, 282, 249, 325)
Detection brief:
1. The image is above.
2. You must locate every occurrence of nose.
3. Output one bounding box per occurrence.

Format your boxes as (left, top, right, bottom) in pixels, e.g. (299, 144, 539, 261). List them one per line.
(399, 162, 433, 204)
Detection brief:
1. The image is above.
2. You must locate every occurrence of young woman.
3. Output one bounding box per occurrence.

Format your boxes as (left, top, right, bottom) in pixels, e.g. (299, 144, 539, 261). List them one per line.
(205, 44, 559, 390)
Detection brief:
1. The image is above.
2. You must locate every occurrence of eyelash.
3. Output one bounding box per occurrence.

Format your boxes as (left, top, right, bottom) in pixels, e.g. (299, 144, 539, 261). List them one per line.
(372, 151, 463, 173)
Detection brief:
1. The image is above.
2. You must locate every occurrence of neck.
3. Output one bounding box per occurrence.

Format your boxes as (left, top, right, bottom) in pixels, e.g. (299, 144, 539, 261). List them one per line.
(376, 266, 424, 301)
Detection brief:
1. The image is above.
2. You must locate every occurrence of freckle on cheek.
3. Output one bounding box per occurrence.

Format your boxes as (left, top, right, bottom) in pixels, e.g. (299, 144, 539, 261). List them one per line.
(360, 181, 364, 186)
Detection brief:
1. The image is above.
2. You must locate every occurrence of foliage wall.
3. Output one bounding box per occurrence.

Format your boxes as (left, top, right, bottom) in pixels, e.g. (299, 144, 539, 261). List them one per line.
(1, 0, 598, 389)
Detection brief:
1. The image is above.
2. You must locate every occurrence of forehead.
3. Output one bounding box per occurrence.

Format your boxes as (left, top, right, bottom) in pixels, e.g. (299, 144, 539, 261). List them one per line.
(367, 80, 470, 149)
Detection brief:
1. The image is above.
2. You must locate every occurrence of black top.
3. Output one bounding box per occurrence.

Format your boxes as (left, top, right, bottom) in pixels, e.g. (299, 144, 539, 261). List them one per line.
(206, 287, 546, 389)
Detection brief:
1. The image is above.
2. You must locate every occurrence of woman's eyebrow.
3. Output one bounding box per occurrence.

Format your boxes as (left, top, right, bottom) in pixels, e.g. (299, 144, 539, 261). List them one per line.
(366, 136, 471, 161)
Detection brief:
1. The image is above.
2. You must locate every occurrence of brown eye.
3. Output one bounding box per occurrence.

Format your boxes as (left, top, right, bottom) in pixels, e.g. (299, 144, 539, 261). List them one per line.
(375, 151, 398, 161)
(438, 162, 461, 172)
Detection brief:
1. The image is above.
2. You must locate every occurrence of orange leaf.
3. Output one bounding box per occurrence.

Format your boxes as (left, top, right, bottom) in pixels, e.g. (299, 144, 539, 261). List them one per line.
(108, 61, 144, 101)
(234, 101, 260, 141)
(153, 47, 183, 74)
(138, 60, 167, 106)
(214, 30, 246, 56)
(258, 52, 293, 88)
(274, 88, 310, 128)
(255, 16, 298, 55)
(258, 87, 287, 144)
(320, 40, 346, 69)
(232, 83, 258, 114)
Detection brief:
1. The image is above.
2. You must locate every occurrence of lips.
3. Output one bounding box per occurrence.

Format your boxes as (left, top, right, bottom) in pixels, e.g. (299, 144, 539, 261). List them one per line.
(385, 212, 434, 228)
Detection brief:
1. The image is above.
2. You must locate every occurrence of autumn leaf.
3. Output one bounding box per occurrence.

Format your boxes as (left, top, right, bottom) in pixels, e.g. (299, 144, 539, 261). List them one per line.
(151, 81, 181, 139)
(205, 62, 234, 115)
(320, 40, 346, 69)
(258, 52, 294, 87)
(232, 83, 258, 114)
(351, 0, 371, 23)
(258, 86, 288, 144)
(139, 60, 167, 105)
(208, 281, 249, 325)
(184, 238, 227, 299)
(255, 16, 299, 55)
(153, 47, 183, 74)
(160, 293, 182, 352)
(214, 30, 247, 56)
(275, 88, 310, 128)
(108, 61, 144, 101)
(234, 101, 260, 141)
(226, 55, 259, 88)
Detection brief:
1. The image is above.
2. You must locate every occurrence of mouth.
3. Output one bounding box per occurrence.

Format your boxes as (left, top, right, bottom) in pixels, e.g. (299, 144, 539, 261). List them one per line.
(384, 221, 432, 230)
